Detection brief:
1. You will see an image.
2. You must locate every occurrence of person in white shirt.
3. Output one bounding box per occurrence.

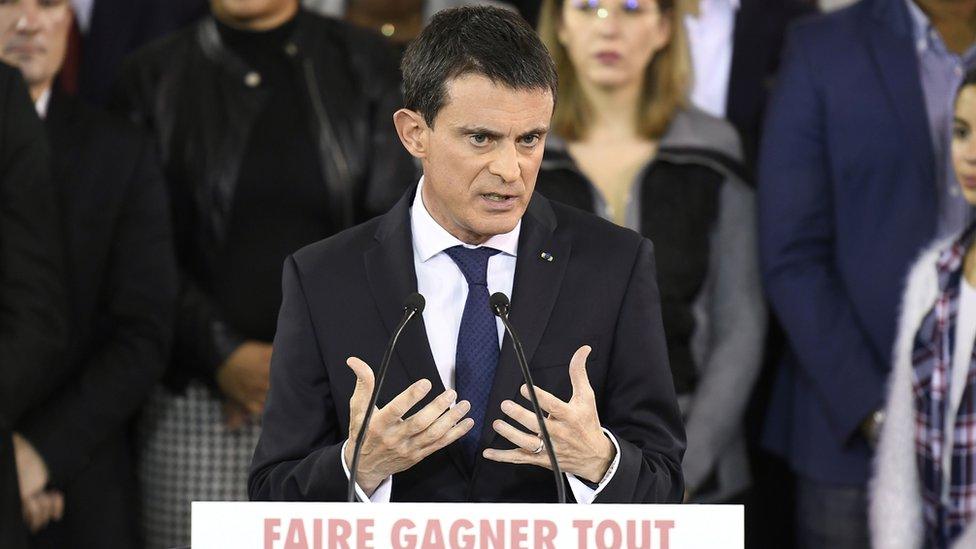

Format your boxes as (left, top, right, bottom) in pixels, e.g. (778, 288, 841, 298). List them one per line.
(683, 0, 814, 170)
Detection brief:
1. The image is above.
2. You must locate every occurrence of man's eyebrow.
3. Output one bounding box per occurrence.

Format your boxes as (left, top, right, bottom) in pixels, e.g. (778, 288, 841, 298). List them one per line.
(955, 116, 971, 128)
(520, 126, 550, 137)
(455, 126, 504, 138)
(454, 125, 550, 137)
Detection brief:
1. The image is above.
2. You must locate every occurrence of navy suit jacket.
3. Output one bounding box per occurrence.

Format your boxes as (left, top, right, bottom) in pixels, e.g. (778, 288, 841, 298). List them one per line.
(249, 187, 685, 503)
(759, 0, 937, 485)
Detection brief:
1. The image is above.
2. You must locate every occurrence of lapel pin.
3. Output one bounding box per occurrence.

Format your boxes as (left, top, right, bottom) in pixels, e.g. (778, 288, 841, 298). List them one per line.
(540, 252, 554, 262)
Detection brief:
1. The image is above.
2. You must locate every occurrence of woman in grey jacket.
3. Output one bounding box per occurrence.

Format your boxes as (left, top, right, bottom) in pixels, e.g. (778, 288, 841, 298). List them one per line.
(870, 69, 976, 549)
(534, 0, 765, 502)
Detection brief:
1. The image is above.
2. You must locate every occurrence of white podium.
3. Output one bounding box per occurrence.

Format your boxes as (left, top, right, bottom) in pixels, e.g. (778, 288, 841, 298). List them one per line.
(191, 502, 743, 549)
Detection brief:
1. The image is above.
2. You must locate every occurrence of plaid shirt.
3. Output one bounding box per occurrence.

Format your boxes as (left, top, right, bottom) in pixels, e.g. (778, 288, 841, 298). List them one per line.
(912, 225, 976, 548)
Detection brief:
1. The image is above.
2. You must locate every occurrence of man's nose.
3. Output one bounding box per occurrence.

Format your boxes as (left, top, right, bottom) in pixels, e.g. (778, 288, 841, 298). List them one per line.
(489, 143, 521, 183)
(14, 3, 44, 33)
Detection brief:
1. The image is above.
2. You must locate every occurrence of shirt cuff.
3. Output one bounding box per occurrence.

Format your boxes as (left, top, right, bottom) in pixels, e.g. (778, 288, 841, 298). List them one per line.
(566, 428, 620, 504)
(339, 439, 393, 503)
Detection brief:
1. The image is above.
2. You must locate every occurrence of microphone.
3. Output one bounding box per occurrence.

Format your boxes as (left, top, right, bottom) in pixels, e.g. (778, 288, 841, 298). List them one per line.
(347, 292, 425, 502)
(489, 292, 567, 504)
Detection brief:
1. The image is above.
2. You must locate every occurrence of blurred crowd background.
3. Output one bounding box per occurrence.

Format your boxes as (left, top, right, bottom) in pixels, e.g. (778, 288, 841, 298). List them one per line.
(0, 0, 974, 548)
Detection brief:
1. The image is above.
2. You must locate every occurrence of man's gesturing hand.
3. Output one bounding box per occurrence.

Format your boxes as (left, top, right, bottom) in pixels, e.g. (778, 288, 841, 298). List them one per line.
(483, 346, 616, 484)
(342, 357, 474, 496)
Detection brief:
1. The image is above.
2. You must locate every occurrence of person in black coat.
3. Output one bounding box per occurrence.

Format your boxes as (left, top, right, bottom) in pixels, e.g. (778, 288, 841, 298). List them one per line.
(0, 62, 67, 549)
(250, 6, 684, 505)
(113, 1, 415, 545)
(0, 2, 177, 547)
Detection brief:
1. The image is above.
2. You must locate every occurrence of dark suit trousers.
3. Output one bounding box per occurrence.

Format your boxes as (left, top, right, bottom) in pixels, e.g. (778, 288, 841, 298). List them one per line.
(30, 435, 139, 549)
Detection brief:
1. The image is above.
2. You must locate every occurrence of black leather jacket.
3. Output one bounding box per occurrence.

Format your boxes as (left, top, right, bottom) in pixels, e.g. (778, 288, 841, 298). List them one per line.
(113, 10, 417, 390)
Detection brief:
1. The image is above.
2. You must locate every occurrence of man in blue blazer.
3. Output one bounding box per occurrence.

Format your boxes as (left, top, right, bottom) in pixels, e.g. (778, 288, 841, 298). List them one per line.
(759, 0, 975, 545)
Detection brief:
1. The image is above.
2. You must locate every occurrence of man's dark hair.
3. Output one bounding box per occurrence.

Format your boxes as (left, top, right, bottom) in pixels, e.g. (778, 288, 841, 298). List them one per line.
(400, 6, 558, 127)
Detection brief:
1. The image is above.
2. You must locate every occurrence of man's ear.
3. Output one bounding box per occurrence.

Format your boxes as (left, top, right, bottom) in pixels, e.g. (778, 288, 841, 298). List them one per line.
(393, 109, 429, 159)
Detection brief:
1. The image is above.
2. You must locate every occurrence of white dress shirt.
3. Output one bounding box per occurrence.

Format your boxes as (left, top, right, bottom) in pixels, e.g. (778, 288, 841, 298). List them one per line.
(684, 0, 739, 118)
(34, 88, 51, 119)
(342, 179, 620, 503)
(70, 0, 96, 34)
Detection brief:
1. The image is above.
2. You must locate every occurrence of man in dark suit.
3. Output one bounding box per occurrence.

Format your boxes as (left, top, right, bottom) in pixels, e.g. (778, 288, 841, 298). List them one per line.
(685, 0, 817, 174)
(727, 0, 816, 173)
(0, 61, 66, 549)
(0, 1, 178, 546)
(249, 6, 685, 503)
(759, 0, 976, 545)
(727, 0, 816, 172)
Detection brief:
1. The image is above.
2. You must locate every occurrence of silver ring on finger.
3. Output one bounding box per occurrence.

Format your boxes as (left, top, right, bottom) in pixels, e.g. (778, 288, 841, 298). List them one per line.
(532, 437, 544, 454)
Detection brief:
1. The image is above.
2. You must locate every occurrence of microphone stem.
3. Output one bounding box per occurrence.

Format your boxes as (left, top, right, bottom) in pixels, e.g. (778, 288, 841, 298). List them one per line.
(497, 313, 567, 504)
(347, 308, 417, 502)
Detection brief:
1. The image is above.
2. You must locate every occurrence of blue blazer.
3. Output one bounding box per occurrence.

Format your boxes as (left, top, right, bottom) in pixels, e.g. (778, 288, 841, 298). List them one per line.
(758, 0, 937, 485)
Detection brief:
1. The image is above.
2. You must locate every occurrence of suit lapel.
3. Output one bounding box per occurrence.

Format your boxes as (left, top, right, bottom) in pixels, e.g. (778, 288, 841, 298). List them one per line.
(475, 195, 572, 456)
(363, 187, 470, 477)
(865, 0, 936, 186)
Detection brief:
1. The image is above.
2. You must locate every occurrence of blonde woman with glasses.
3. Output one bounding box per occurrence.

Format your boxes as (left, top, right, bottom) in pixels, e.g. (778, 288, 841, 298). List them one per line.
(534, 0, 765, 504)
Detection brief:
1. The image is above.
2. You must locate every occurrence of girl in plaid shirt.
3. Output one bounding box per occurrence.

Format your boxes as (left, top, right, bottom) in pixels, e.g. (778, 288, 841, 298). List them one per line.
(871, 68, 976, 549)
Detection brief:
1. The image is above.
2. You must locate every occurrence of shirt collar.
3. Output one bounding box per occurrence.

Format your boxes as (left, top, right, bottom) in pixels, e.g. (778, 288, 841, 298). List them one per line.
(905, 0, 944, 54)
(70, 0, 95, 34)
(410, 177, 520, 263)
(34, 88, 51, 119)
(936, 221, 976, 293)
(905, 0, 928, 38)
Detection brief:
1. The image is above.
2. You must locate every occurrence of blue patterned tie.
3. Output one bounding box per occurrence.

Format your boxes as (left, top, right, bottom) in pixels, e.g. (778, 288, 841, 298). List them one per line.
(444, 245, 502, 464)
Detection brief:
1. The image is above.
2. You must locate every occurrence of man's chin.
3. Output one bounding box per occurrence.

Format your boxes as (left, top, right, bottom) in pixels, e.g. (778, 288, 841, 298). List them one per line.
(0, 57, 27, 73)
(16, 65, 48, 87)
(472, 215, 521, 240)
